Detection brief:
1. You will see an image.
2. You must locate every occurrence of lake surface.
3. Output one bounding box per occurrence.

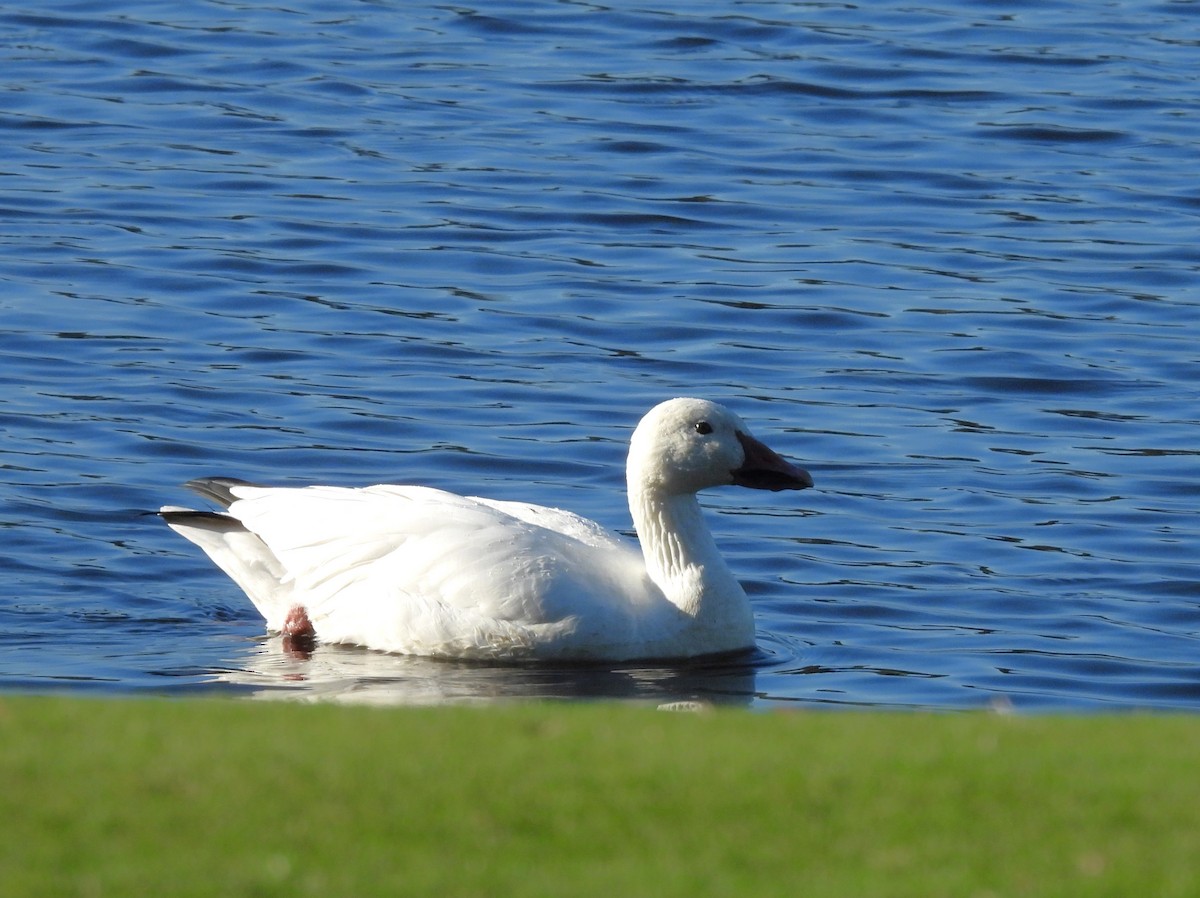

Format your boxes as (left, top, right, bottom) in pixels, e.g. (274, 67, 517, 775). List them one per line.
(2, 0, 1197, 710)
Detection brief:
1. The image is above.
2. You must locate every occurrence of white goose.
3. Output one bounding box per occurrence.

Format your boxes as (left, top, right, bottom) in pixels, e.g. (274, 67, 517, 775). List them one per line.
(161, 398, 813, 661)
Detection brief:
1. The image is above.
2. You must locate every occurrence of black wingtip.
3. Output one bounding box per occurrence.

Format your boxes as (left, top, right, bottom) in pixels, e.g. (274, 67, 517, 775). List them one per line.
(183, 477, 261, 509)
(159, 508, 245, 532)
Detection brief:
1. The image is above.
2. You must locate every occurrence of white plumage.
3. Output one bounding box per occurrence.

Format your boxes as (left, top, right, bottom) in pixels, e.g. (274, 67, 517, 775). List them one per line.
(162, 398, 813, 661)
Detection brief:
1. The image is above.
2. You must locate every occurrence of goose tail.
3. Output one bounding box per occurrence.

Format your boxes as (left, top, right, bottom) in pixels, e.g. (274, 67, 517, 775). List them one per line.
(159, 502, 295, 630)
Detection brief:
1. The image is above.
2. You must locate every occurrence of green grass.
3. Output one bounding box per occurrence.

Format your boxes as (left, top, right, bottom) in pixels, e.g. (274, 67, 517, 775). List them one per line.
(3, 695, 1198, 897)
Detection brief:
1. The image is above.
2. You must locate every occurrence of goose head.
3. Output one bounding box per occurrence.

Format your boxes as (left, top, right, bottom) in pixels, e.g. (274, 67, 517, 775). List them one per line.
(628, 398, 814, 497)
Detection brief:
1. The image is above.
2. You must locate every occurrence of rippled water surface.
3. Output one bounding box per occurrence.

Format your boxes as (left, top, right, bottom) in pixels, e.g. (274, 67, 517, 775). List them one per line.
(2, 0, 1198, 709)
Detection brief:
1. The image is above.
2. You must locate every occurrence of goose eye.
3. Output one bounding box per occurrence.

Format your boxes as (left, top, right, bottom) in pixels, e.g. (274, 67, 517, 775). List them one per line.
(694, 421, 713, 435)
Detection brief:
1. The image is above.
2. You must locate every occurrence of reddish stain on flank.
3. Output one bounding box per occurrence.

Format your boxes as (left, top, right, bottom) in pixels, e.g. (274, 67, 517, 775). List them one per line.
(281, 605, 316, 658)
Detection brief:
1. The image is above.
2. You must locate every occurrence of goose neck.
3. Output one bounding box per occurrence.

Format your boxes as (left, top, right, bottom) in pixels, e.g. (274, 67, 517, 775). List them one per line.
(631, 488, 708, 570)
(627, 482, 755, 651)
(627, 484, 743, 602)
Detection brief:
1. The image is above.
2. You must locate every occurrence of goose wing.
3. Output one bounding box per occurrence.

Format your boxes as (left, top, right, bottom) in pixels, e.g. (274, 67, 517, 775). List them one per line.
(206, 483, 653, 656)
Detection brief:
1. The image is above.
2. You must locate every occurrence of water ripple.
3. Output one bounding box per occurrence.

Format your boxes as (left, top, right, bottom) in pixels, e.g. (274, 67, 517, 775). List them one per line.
(1, 0, 1198, 709)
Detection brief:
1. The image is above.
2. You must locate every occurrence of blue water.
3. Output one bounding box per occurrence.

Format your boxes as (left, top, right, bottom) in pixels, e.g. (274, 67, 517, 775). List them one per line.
(2, 0, 1197, 709)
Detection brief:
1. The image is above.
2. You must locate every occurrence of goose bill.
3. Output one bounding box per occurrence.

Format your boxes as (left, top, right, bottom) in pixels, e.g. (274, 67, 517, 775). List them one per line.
(731, 431, 814, 492)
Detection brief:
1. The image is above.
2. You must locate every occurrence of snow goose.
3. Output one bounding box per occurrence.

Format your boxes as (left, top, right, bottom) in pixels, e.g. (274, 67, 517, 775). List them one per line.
(161, 397, 813, 661)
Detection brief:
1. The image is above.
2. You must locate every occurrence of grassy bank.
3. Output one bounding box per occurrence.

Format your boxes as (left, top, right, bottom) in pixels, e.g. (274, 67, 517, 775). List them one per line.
(3, 695, 1198, 897)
